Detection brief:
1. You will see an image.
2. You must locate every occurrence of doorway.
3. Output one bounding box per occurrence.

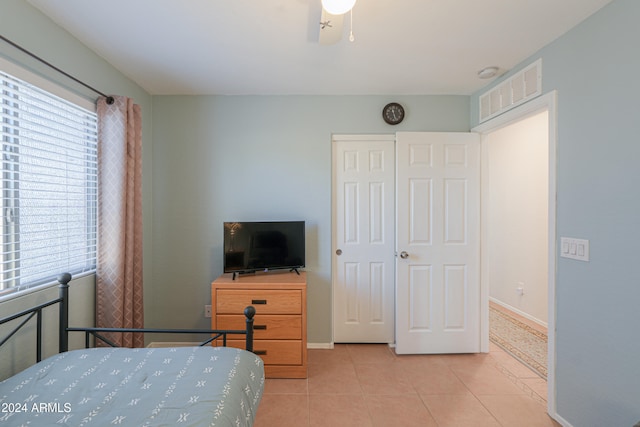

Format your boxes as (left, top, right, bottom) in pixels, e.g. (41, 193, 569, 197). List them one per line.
(485, 111, 549, 326)
(474, 91, 558, 414)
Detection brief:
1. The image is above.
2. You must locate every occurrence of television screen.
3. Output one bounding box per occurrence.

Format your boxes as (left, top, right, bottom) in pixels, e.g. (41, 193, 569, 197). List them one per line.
(223, 221, 305, 274)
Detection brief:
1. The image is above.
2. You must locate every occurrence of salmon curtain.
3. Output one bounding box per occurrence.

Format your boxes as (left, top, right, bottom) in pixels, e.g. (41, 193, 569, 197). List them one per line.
(96, 95, 144, 348)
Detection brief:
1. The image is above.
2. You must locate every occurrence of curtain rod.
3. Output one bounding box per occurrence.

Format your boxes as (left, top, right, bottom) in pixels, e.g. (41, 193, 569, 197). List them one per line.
(0, 35, 114, 105)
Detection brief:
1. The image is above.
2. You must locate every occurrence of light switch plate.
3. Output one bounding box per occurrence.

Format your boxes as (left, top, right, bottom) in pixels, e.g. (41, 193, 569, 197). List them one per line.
(560, 237, 589, 262)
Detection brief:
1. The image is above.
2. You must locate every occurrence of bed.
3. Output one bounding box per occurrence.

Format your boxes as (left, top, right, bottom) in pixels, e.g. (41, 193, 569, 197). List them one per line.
(0, 274, 264, 427)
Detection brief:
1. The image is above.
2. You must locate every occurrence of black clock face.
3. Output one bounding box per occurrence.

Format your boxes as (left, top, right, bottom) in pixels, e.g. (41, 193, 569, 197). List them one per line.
(383, 102, 405, 125)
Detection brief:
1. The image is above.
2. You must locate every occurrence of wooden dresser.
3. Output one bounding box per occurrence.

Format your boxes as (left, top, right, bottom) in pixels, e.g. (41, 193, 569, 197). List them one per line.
(211, 271, 307, 378)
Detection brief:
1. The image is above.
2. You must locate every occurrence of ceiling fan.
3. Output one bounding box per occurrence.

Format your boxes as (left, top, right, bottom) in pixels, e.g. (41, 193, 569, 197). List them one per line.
(317, 0, 356, 45)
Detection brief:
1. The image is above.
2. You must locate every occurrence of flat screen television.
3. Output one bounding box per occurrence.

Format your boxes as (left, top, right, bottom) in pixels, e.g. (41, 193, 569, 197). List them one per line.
(223, 221, 305, 276)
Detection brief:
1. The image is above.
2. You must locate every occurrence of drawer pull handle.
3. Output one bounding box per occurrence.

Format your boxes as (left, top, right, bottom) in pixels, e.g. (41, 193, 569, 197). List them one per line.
(254, 350, 267, 355)
(254, 325, 267, 330)
(252, 299, 267, 305)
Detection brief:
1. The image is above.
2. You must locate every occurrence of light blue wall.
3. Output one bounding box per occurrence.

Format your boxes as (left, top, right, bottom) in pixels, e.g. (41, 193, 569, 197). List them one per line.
(150, 95, 470, 342)
(471, 0, 640, 425)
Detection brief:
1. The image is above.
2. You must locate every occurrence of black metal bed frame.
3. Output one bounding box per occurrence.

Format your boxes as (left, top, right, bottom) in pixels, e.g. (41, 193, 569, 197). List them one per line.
(0, 273, 255, 364)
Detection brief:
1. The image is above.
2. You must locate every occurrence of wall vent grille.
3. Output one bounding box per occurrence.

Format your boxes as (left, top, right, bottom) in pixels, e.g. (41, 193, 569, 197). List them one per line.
(479, 59, 542, 123)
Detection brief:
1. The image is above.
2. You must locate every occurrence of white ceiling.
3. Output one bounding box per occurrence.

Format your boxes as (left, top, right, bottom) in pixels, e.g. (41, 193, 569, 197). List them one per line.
(28, 0, 612, 96)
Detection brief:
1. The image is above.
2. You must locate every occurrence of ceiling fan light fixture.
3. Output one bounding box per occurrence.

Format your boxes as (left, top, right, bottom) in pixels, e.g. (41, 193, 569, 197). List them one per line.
(321, 0, 357, 15)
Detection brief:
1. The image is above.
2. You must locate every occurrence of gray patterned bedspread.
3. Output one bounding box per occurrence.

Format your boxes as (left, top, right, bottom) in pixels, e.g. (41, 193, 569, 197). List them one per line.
(0, 346, 264, 426)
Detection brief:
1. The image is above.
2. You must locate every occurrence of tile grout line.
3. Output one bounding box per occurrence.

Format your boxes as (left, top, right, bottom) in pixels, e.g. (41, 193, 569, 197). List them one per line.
(491, 358, 547, 404)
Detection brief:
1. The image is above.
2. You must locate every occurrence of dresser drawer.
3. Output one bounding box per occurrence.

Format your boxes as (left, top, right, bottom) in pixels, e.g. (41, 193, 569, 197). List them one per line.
(216, 289, 301, 314)
(217, 314, 301, 339)
(227, 340, 302, 365)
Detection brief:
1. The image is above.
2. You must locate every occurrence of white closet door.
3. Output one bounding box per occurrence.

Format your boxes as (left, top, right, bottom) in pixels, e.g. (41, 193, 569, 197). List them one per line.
(395, 132, 480, 354)
(333, 136, 395, 343)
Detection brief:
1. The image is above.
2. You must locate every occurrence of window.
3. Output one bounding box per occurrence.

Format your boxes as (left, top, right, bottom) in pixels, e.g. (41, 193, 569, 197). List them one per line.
(0, 68, 98, 296)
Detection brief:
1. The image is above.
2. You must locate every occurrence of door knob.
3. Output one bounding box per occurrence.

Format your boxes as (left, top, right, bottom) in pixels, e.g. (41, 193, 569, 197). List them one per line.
(336, 249, 342, 256)
(400, 251, 409, 259)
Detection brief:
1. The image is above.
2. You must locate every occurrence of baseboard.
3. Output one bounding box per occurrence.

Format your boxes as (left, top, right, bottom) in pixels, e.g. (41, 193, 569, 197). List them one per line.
(551, 412, 572, 427)
(307, 343, 395, 349)
(147, 342, 201, 348)
(489, 297, 548, 328)
(307, 342, 334, 349)
(149, 342, 391, 351)
(148, 342, 339, 350)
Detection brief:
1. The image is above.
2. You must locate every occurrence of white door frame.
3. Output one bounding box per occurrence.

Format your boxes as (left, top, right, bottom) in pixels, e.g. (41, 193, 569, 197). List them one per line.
(472, 90, 558, 417)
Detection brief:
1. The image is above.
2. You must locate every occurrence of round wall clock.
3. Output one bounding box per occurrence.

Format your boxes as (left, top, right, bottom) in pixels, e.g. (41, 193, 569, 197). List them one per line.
(382, 102, 405, 125)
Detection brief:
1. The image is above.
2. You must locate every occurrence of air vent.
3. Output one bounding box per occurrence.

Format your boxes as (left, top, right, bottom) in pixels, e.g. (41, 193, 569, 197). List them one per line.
(479, 59, 542, 122)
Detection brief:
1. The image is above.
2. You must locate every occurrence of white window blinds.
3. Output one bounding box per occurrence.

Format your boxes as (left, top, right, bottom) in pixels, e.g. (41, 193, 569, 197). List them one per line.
(0, 69, 98, 295)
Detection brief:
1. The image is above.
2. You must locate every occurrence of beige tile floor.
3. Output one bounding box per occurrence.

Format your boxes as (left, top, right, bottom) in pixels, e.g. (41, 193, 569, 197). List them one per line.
(488, 301, 549, 404)
(254, 343, 559, 427)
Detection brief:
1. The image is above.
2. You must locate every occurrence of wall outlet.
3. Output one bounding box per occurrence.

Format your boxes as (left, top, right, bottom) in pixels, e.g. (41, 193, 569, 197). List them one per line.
(204, 305, 212, 318)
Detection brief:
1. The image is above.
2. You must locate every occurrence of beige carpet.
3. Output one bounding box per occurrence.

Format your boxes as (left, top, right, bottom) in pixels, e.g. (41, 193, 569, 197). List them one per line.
(489, 306, 547, 379)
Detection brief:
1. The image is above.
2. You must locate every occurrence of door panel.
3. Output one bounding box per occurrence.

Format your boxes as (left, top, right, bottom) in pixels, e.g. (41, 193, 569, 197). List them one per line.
(333, 137, 395, 343)
(409, 178, 432, 244)
(396, 132, 480, 354)
(444, 265, 466, 329)
(409, 265, 432, 330)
